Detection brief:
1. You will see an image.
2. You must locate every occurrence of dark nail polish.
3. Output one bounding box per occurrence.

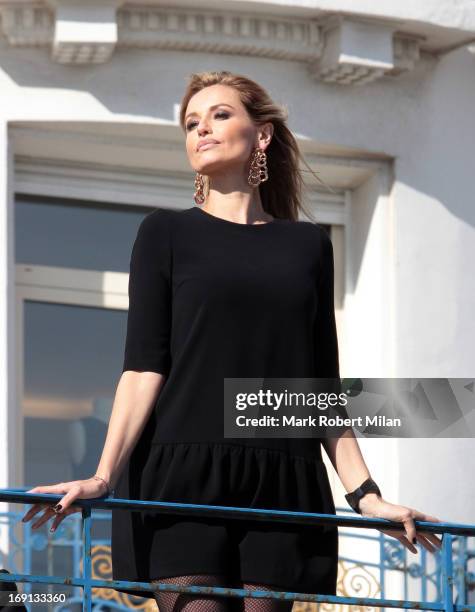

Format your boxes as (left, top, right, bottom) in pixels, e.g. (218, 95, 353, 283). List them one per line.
(53, 504, 63, 513)
(412, 537, 417, 545)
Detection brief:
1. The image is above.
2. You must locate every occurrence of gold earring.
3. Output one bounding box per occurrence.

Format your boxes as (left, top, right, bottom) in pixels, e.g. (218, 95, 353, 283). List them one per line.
(194, 172, 205, 205)
(248, 148, 268, 187)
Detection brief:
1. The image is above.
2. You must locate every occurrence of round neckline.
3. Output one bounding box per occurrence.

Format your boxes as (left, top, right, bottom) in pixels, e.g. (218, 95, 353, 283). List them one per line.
(192, 206, 280, 228)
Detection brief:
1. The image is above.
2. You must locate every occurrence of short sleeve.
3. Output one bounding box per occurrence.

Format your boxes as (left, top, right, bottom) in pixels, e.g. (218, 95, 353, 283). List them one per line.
(122, 210, 172, 375)
(314, 226, 341, 393)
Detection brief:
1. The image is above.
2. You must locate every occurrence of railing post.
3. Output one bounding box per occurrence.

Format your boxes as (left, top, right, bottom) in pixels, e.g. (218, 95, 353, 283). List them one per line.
(456, 535, 467, 605)
(442, 534, 454, 612)
(379, 530, 386, 612)
(73, 508, 83, 602)
(82, 505, 92, 612)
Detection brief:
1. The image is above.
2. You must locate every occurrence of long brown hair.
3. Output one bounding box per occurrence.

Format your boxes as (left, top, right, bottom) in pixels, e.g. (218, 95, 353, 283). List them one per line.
(179, 71, 330, 222)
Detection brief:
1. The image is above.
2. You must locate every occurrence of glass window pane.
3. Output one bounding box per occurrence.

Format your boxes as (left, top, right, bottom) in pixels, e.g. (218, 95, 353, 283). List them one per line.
(23, 300, 127, 486)
(15, 194, 152, 273)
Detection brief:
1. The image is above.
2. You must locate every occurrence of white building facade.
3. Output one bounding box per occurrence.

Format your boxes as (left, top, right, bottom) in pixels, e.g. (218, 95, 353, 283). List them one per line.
(0, 0, 474, 604)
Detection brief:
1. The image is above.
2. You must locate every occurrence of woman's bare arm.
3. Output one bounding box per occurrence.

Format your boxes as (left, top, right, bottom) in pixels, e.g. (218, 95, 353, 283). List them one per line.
(321, 428, 372, 493)
(96, 370, 166, 490)
(22, 370, 166, 530)
(322, 430, 443, 554)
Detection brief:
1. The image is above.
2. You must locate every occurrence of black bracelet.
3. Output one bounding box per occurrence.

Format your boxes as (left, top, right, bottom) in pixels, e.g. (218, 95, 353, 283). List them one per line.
(345, 477, 381, 514)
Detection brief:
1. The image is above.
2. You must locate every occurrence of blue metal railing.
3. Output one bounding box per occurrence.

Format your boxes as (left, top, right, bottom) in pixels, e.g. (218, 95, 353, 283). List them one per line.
(0, 488, 474, 612)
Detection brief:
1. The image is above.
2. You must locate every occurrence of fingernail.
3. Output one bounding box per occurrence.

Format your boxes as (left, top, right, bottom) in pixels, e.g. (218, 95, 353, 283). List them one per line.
(412, 537, 417, 544)
(50, 526, 55, 532)
(53, 504, 63, 513)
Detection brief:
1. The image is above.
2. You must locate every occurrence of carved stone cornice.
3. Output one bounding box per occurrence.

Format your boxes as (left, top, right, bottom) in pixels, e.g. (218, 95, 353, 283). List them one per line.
(0, 3, 53, 46)
(117, 6, 323, 61)
(0, 1, 428, 84)
(307, 15, 424, 86)
(391, 34, 422, 74)
(52, 2, 119, 63)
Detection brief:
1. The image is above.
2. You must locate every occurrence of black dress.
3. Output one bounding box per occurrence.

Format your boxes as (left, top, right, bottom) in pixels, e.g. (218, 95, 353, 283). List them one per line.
(111, 206, 340, 599)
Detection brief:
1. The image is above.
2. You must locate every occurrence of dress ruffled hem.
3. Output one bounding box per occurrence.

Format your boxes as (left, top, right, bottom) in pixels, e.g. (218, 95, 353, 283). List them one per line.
(136, 441, 336, 518)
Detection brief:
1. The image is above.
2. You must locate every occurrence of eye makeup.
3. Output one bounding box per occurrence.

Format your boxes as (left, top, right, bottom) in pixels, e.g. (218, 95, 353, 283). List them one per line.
(186, 111, 229, 132)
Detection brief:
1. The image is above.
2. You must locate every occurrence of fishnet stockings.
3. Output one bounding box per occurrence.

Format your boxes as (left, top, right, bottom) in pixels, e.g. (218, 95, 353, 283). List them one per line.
(152, 574, 229, 612)
(242, 582, 294, 612)
(152, 575, 294, 612)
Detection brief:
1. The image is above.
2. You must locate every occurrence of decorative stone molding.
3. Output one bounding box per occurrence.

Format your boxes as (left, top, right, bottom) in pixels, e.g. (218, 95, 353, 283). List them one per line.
(48, 0, 121, 64)
(0, 1, 426, 83)
(0, 2, 324, 63)
(389, 34, 422, 75)
(0, 0, 120, 63)
(52, 0, 117, 64)
(307, 16, 423, 86)
(117, 7, 323, 62)
(0, 3, 53, 46)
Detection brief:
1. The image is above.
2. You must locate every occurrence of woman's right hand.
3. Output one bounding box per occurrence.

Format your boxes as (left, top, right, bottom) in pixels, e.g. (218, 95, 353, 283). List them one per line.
(21, 477, 110, 533)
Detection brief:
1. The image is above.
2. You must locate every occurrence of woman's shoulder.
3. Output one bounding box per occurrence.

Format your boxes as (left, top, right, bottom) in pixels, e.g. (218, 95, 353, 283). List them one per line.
(134, 207, 185, 246)
(139, 206, 201, 231)
(288, 216, 328, 234)
(282, 217, 331, 247)
(139, 207, 176, 229)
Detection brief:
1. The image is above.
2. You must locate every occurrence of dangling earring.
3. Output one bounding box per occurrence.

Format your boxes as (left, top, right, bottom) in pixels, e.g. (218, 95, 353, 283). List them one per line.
(194, 172, 205, 205)
(247, 148, 268, 187)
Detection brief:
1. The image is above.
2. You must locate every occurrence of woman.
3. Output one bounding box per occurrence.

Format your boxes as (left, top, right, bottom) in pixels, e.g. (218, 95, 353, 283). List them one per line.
(21, 71, 442, 611)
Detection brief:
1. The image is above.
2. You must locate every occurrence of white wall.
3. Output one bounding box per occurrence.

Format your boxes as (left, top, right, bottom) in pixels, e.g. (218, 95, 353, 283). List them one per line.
(392, 47, 475, 526)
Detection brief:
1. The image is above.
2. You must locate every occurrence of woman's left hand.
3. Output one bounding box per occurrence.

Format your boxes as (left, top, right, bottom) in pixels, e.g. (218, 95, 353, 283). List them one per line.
(358, 493, 443, 554)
